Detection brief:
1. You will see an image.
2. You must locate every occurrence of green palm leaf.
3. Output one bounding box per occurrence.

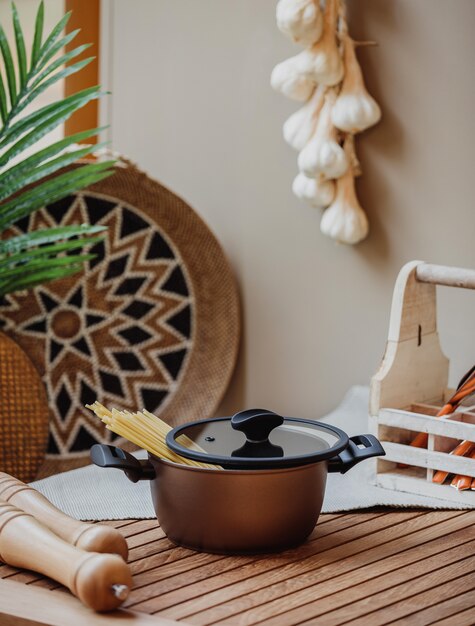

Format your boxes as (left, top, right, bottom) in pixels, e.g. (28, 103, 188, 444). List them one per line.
(0, 253, 94, 280)
(0, 140, 109, 201)
(32, 43, 91, 89)
(12, 3, 27, 88)
(0, 2, 115, 298)
(35, 10, 72, 68)
(0, 100, 103, 167)
(0, 225, 106, 254)
(0, 161, 115, 230)
(0, 265, 84, 296)
(0, 236, 104, 268)
(13, 56, 94, 121)
(0, 74, 7, 123)
(0, 24, 17, 106)
(0, 86, 102, 147)
(34, 28, 80, 77)
(30, 1, 44, 68)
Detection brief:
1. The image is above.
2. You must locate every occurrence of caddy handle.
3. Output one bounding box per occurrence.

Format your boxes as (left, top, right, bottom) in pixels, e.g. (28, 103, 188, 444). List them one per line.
(416, 263, 475, 290)
(90, 444, 155, 482)
(328, 434, 385, 474)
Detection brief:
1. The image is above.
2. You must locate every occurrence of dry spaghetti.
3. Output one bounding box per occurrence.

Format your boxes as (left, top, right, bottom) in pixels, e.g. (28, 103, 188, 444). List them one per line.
(86, 402, 217, 469)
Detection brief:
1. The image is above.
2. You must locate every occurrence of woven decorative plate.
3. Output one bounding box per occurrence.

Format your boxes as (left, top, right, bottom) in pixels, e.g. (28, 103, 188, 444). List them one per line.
(0, 161, 240, 477)
(0, 331, 49, 481)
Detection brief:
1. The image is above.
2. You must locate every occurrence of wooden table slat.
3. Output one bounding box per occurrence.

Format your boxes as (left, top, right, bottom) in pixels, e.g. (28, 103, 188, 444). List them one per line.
(104, 519, 154, 529)
(124, 512, 384, 611)
(115, 520, 160, 537)
(343, 571, 475, 626)
(128, 512, 384, 594)
(204, 524, 475, 626)
(1, 509, 474, 626)
(128, 538, 182, 563)
(11, 513, 370, 594)
(146, 512, 430, 618)
(429, 604, 475, 626)
(133, 553, 227, 588)
(0, 578, 183, 626)
(296, 552, 475, 626)
(127, 526, 166, 549)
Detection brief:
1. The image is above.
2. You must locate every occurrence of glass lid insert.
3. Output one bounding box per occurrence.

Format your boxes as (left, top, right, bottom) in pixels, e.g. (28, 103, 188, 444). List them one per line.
(167, 413, 349, 468)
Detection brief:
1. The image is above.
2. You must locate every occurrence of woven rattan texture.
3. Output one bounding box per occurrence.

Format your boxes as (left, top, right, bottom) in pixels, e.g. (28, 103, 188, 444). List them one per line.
(0, 332, 49, 481)
(0, 162, 240, 478)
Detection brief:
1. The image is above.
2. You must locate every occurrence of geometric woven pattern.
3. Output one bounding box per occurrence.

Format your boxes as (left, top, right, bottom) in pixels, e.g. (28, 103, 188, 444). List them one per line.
(0, 162, 240, 477)
(1, 192, 194, 460)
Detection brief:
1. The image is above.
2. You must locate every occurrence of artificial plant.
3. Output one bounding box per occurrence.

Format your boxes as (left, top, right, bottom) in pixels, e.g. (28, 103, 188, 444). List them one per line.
(0, 1, 114, 297)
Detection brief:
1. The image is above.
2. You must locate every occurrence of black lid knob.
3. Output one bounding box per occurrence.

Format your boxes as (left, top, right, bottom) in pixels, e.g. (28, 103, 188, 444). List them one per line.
(231, 408, 284, 443)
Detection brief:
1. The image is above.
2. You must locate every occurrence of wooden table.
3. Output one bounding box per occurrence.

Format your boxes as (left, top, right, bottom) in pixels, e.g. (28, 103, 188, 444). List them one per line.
(1, 509, 474, 625)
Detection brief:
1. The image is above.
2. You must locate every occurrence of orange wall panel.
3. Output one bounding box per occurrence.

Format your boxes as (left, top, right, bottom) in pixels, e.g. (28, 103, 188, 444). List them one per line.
(64, 0, 100, 140)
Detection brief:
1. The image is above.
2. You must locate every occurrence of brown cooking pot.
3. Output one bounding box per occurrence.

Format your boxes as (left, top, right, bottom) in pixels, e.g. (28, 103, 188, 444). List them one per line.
(91, 409, 384, 554)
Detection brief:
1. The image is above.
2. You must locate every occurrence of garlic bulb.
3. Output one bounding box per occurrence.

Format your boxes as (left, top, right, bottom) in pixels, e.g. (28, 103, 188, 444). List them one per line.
(297, 91, 348, 179)
(331, 36, 381, 133)
(283, 85, 326, 152)
(320, 165, 369, 244)
(276, 0, 323, 48)
(292, 172, 335, 208)
(271, 56, 316, 102)
(295, 0, 343, 86)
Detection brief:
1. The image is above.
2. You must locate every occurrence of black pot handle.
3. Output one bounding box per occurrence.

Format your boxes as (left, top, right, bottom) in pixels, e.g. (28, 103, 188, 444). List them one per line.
(327, 434, 385, 474)
(231, 408, 284, 442)
(90, 444, 156, 483)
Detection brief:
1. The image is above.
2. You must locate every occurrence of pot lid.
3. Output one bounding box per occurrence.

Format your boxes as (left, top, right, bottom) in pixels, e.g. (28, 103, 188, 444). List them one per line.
(166, 408, 350, 468)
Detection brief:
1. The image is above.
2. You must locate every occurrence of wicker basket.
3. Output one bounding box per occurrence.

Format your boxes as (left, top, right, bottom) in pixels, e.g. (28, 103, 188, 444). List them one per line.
(0, 331, 49, 481)
(1, 160, 240, 477)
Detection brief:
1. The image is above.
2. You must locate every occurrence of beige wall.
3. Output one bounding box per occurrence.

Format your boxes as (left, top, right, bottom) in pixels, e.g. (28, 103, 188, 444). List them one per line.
(105, 0, 475, 420)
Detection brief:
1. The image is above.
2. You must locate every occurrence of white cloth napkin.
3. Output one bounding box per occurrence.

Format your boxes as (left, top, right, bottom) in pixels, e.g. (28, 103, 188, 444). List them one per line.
(31, 386, 474, 520)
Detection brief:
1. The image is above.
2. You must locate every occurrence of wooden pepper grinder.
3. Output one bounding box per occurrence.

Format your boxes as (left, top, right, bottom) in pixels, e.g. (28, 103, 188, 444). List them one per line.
(0, 501, 132, 611)
(0, 472, 128, 560)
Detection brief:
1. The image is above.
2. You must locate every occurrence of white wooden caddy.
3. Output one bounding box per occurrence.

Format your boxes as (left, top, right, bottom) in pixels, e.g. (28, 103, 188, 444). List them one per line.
(370, 261, 475, 505)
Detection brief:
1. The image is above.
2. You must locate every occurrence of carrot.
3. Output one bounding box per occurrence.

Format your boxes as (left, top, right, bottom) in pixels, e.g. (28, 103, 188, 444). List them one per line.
(450, 448, 475, 491)
(432, 441, 475, 484)
(410, 367, 475, 451)
(410, 403, 455, 449)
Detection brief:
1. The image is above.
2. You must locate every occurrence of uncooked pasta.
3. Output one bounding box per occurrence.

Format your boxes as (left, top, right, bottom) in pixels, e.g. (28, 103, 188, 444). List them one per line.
(87, 402, 216, 469)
